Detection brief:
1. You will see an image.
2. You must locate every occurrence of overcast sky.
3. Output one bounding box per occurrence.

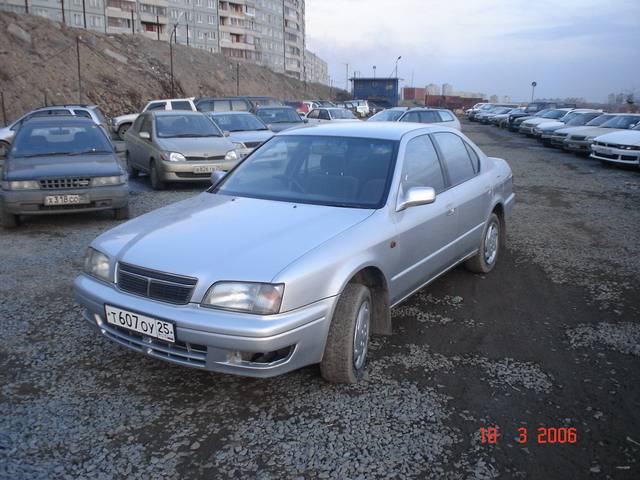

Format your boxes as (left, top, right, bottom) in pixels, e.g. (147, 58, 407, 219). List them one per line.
(305, 0, 640, 102)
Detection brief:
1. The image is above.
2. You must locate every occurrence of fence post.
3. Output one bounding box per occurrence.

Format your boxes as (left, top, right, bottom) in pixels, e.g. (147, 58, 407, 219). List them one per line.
(1, 92, 7, 126)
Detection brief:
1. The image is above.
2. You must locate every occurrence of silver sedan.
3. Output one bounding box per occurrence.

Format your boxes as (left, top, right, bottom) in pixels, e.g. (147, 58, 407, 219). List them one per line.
(75, 122, 514, 383)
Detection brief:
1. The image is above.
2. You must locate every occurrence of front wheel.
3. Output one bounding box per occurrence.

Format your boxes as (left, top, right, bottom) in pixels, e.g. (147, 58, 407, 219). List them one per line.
(114, 204, 130, 220)
(320, 283, 371, 384)
(125, 152, 139, 178)
(465, 213, 501, 274)
(117, 123, 131, 141)
(149, 161, 166, 190)
(1, 207, 19, 229)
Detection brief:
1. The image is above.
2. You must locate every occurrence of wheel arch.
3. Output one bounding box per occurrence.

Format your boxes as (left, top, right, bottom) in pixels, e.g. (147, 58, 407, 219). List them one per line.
(344, 265, 392, 336)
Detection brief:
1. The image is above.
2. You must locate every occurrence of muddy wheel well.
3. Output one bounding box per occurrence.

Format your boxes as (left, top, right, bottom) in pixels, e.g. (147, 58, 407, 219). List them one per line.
(492, 203, 506, 243)
(350, 267, 392, 335)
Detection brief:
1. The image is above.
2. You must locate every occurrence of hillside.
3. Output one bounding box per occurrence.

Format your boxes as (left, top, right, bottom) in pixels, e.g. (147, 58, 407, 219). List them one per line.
(0, 12, 342, 124)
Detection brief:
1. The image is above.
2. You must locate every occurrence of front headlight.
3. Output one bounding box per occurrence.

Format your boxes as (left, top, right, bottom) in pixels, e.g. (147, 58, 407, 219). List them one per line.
(83, 247, 111, 282)
(232, 142, 246, 150)
(225, 150, 239, 162)
(1, 180, 40, 190)
(201, 282, 284, 315)
(585, 137, 595, 142)
(91, 174, 127, 187)
(162, 152, 186, 162)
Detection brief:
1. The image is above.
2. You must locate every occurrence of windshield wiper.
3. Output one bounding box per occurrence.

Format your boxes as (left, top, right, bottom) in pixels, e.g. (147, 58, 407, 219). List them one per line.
(17, 152, 74, 158)
(165, 133, 209, 138)
(68, 149, 113, 156)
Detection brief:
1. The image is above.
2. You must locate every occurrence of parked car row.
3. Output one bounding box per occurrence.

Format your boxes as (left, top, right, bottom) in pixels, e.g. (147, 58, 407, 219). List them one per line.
(468, 103, 640, 168)
(368, 107, 461, 131)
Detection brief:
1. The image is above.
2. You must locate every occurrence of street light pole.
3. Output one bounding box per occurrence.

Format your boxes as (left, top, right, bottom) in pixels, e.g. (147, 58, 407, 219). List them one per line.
(531, 81, 537, 103)
(394, 55, 402, 79)
(373, 65, 376, 79)
(169, 11, 186, 98)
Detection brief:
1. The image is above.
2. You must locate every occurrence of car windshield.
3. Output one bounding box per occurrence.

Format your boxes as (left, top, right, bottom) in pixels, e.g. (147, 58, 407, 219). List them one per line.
(256, 108, 302, 124)
(10, 123, 113, 158)
(600, 115, 640, 129)
(585, 115, 613, 126)
(331, 109, 357, 119)
(480, 104, 494, 110)
(213, 135, 398, 208)
(493, 107, 511, 114)
(155, 114, 222, 138)
(211, 114, 268, 132)
(534, 109, 551, 117)
(542, 110, 569, 119)
(509, 108, 525, 114)
(368, 110, 405, 121)
(566, 114, 595, 126)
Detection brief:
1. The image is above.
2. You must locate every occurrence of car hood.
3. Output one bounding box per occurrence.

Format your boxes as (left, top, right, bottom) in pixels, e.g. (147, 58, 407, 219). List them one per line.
(538, 121, 564, 131)
(114, 113, 139, 124)
(156, 136, 236, 156)
(268, 122, 305, 132)
(93, 193, 374, 284)
(594, 130, 640, 146)
(523, 118, 559, 126)
(228, 130, 274, 145)
(565, 127, 619, 139)
(4, 153, 122, 181)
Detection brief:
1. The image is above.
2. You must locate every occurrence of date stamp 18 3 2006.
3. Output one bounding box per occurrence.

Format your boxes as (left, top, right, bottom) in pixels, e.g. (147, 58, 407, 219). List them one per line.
(480, 427, 578, 445)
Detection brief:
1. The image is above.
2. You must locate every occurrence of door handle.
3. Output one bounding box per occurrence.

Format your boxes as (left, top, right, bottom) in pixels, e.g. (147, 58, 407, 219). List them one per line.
(446, 205, 456, 216)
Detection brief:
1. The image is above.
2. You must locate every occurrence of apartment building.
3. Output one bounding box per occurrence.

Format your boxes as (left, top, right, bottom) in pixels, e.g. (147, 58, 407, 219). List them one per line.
(1, 0, 327, 83)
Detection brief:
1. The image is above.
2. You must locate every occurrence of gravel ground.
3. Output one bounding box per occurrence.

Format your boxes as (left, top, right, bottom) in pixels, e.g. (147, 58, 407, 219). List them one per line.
(1, 119, 639, 479)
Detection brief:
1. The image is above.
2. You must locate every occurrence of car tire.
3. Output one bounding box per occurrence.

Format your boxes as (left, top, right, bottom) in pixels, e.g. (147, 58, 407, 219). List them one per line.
(150, 161, 166, 190)
(465, 213, 501, 274)
(125, 152, 139, 178)
(117, 123, 131, 141)
(0, 140, 10, 157)
(1, 207, 19, 229)
(114, 204, 130, 220)
(320, 283, 371, 384)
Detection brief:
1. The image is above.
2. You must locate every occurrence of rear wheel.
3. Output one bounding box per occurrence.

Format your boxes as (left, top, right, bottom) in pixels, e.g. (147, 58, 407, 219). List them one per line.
(125, 152, 139, 178)
(114, 204, 130, 220)
(117, 123, 131, 141)
(1, 207, 19, 229)
(320, 283, 371, 384)
(149, 161, 166, 190)
(465, 213, 501, 274)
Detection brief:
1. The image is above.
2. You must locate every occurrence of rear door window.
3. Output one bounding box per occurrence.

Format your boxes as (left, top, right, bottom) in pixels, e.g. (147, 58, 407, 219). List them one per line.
(231, 99, 249, 111)
(171, 101, 192, 111)
(419, 111, 442, 123)
(433, 132, 476, 186)
(464, 142, 481, 173)
(307, 110, 320, 119)
(73, 109, 92, 119)
(319, 110, 330, 120)
(400, 112, 421, 123)
(214, 100, 232, 112)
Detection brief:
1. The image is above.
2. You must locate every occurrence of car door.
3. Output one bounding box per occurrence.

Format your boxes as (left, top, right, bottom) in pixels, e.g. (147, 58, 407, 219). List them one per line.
(125, 115, 144, 167)
(319, 109, 331, 123)
(432, 131, 490, 258)
(137, 114, 155, 172)
(400, 111, 421, 123)
(306, 109, 321, 124)
(390, 133, 459, 303)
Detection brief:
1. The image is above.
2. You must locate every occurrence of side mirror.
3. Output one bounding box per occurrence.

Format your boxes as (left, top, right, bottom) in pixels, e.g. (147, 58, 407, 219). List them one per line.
(396, 187, 436, 212)
(303, 118, 309, 124)
(210, 170, 226, 187)
(267, 124, 273, 130)
(139, 131, 150, 140)
(223, 131, 230, 137)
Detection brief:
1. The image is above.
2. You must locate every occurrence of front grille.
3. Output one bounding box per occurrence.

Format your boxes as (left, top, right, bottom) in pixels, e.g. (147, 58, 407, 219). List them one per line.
(103, 323, 207, 368)
(40, 177, 91, 189)
(186, 155, 225, 162)
(174, 172, 212, 179)
(554, 133, 568, 138)
(571, 136, 586, 141)
(243, 141, 262, 149)
(595, 151, 618, 160)
(117, 263, 197, 305)
(38, 202, 97, 211)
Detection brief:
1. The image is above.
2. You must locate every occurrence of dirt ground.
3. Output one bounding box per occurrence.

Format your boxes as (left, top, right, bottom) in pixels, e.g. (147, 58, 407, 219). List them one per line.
(1, 119, 639, 479)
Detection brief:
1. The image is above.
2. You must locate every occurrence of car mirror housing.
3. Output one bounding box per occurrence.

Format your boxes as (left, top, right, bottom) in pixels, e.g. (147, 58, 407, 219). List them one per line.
(396, 187, 437, 212)
(139, 131, 150, 140)
(223, 131, 231, 137)
(210, 170, 226, 187)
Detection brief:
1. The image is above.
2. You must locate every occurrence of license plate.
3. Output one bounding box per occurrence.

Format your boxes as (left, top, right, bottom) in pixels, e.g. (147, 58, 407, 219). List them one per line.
(567, 143, 578, 149)
(600, 148, 613, 155)
(104, 305, 175, 343)
(44, 194, 88, 206)
(193, 165, 219, 174)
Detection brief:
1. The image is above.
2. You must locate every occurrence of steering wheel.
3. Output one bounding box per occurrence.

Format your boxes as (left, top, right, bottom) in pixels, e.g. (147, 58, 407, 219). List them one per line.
(275, 174, 306, 193)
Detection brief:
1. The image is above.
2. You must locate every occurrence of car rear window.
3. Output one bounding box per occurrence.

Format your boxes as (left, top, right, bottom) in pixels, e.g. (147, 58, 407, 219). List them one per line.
(171, 101, 193, 111)
(231, 100, 250, 111)
(146, 102, 166, 111)
(433, 132, 476, 186)
(438, 111, 455, 122)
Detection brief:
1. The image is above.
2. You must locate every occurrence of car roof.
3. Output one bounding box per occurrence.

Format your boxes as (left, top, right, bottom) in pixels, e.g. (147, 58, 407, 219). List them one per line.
(22, 116, 96, 126)
(209, 111, 254, 116)
(256, 106, 295, 110)
(280, 121, 442, 140)
(148, 110, 204, 117)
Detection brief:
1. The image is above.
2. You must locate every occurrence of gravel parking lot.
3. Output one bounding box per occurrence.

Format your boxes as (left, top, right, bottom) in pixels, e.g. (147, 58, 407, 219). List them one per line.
(1, 119, 639, 479)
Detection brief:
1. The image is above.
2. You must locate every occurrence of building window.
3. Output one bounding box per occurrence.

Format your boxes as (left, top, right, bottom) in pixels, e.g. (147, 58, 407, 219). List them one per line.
(74, 13, 82, 25)
(197, 13, 203, 23)
(208, 15, 215, 24)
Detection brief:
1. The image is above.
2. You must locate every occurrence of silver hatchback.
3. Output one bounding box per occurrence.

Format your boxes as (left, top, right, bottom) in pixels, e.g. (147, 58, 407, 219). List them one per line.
(75, 122, 514, 383)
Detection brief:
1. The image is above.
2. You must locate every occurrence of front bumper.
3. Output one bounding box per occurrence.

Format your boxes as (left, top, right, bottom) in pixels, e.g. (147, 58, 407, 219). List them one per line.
(1, 184, 128, 215)
(562, 139, 591, 153)
(519, 125, 536, 135)
(590, 145, 640, 165)
(74, 274, 337, 377)
(160, 159, 237, 182)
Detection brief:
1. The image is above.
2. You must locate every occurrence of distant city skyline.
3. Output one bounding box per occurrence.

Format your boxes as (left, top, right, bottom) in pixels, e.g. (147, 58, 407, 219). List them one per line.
(306, 0, 640, 103)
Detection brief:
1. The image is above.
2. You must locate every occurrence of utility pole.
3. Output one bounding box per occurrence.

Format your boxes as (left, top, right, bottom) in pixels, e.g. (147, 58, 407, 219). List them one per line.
(343, 63, 349, 95)
(186, 24, 189, 46)
(76, 36, 82, 103)
(61, 0, 65, 25)
(156, 15, 160, 41)
(236, 63, 240, 95)
(170, 25, 176, 97)
(81, 0, 87, 28)
(373, 65, 376, 79)
(531, 81, 537, 103)
(131, 10, 134, 35)
(24, 0, 28, 14)
(1, 92, 7, 126)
